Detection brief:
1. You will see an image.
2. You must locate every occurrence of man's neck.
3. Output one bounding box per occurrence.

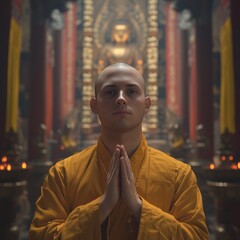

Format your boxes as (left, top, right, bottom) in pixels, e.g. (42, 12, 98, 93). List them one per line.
(100, 128, 143, 158)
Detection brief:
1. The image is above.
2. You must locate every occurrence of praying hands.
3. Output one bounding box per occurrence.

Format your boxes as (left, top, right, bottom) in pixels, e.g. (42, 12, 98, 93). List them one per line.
(99, 145, 142, 224)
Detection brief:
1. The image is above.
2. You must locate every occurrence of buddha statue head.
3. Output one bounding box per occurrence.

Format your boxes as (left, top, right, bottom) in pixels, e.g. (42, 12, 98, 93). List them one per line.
(111, 23, 131, 44)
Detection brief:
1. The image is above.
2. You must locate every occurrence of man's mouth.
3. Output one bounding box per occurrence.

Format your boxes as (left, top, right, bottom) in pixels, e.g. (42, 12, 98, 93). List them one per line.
(112, 110, 130, 115)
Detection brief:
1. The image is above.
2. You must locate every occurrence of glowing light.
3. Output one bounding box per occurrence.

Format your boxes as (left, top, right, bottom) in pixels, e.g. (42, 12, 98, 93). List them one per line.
(0, 165, 4, 170)
(238, 162, 240, 169)
(209, 163, 215, 170)
(7, 164, 11, 171)
(221, 155, 226, 161)
(231, 163, 238, 170)
(21, 162, 27, 169)
(229, 155, 234, 161)
(1, 156, 7, 163)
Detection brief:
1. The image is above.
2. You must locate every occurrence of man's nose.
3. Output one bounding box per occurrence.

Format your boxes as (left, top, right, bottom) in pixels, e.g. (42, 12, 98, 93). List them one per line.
(116, 90, 127, 105)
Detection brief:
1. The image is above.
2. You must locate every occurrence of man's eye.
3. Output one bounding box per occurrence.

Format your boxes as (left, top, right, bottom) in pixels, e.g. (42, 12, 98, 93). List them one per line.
(127, 89, 137, 95)
(105, 90, 116, 96)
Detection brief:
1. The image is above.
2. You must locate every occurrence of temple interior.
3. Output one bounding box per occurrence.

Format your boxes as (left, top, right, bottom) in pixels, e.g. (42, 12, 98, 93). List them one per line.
(0, 0, 240, 239)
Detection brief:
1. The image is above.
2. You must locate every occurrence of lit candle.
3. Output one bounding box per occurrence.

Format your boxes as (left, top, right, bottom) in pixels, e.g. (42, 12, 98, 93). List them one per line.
(21, 162, 27, 169)
(7, 164, 12, 171)
(221, 155, 226, 161)
(1, 156, 7, 163)
(231, 163, 238, 170)
(210, 163, 215, 170)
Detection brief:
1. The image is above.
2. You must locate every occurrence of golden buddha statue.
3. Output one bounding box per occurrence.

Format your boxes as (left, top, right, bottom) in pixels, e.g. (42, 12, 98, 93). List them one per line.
(98, 22, 143, 74)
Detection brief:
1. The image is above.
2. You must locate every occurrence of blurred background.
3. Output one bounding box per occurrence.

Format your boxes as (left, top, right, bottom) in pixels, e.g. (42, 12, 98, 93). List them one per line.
(0, 0, 240, 239)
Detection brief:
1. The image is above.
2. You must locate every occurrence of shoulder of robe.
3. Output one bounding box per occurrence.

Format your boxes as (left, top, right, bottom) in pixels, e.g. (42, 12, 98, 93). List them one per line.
(147, 146, 194, 183)
(49, 144, 97, 177)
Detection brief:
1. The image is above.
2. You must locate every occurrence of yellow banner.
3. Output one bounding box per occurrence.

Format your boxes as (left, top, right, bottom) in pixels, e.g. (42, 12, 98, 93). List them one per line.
(220, 17, 235, 133)
(6, 17, 22, 132)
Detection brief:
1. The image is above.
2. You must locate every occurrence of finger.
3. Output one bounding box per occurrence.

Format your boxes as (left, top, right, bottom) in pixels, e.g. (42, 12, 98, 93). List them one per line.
(120, 145, 128, 159)
(111, 148, 120, 173)
(113, 148, 120, 175)
(108, 148, 120, 181)
(120, 156, 129, 183)
(108, 151, 116, 179)
(120, 146, 134, 181)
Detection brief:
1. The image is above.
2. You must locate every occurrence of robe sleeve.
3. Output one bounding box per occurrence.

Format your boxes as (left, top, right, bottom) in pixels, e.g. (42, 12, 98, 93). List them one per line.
(137, 165, 209, 240)
(29, 165, 102, 240)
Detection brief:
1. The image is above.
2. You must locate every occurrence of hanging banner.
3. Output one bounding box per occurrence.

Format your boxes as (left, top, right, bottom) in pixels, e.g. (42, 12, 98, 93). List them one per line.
(165, 3, 180, 119)
(82, 0, 94, 129)
(6, 1, 22, 132)
(220, 0, 235, 133)
(146, 0, 159, 130)
(45, 30, 53, 134)
(62, 2, 77, 119)
(188, 27, 197, 139)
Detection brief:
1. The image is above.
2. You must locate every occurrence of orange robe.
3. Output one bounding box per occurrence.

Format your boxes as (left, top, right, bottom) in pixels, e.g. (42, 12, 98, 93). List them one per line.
(29, 136, 209, 239)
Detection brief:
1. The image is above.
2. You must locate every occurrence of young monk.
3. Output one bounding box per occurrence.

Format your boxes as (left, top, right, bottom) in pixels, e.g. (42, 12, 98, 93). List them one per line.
(29, 63, 209, 239)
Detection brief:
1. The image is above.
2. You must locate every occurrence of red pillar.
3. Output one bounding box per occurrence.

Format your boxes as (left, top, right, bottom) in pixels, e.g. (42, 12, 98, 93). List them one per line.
(28, 2, 53, 160)
(189, 0, 214, 161)
(165, 3, 190, 148)
(165, 3, 189, 135)
(53, 2, 77, 132)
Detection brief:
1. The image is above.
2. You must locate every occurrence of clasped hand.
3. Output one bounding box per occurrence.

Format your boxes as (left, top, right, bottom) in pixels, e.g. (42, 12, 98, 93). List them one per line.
(99, 145, 142, 224)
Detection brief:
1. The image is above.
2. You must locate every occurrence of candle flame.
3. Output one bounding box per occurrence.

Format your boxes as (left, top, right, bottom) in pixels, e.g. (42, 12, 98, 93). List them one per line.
(1, 156, 7, 163)
(229, 155, 234, 161)
(0, 165, 4, 170)
(210, 163, 215, 170)
(238, 162, 240, 169)
(7, 164, 11, 171)
(22, 162, 27, 169)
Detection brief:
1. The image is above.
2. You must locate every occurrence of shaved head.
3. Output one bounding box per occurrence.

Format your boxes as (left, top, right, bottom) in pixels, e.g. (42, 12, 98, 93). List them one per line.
(95, 63, 145, 97)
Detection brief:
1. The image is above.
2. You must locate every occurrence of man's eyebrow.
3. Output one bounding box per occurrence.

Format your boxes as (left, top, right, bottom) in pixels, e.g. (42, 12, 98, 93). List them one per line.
(102, 84, 116, 89)
(126, 84, 140, 88)
(101, 84, 140, 89)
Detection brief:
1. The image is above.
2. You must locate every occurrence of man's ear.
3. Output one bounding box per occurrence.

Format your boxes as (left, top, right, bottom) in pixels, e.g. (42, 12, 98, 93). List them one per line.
(145, 96, 151, 113)
(90, 98, 98, 113)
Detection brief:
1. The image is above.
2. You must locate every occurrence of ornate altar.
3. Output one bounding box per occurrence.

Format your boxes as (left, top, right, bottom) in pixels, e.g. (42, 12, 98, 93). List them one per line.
(205, 129, 240, 239)
(0, 129, 30, 240)
(78, 0, 166, 148)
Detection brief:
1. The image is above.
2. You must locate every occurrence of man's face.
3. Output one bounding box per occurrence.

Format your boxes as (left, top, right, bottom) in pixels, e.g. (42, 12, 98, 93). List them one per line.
(91, 64, 151, 133)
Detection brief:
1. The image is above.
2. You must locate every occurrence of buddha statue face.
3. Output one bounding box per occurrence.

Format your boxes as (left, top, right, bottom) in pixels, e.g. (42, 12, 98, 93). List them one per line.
(111, 24, 130, 43)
